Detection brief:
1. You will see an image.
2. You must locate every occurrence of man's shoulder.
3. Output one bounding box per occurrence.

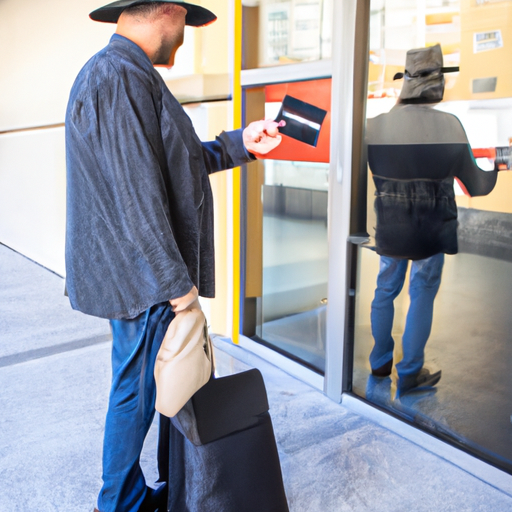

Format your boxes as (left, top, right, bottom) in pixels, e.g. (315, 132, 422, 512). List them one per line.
(395, 103, 462, 124)
(72, 47, 117, 89)
(367, 103, 465, 144)
(72, 45, 159, 100)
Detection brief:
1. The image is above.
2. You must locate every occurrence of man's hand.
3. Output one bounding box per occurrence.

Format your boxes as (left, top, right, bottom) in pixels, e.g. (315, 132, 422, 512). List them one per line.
(170, 286, 200, 312)
(243, 119, 284, 157)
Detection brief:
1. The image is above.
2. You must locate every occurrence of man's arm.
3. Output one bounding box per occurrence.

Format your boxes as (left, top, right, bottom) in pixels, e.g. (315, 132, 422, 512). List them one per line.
(95, 63, 194, 302)
(455, 143, 498, 197)
(202, 120, 283, 174)
(202, 130, 254, 173)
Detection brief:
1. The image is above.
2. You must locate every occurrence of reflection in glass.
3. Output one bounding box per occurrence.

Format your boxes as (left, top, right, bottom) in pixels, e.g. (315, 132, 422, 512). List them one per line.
(243, 79, 331, 373)
(259, 160, 329, 372)
(353, 0, 512, 473)
(354, 248, 512, 467)
(242, 0, 332, 69)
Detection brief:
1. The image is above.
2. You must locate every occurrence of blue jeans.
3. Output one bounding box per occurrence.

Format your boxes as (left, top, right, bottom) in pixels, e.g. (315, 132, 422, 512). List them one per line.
(369, 253, 444, 378)
(97, 302, 174, 512)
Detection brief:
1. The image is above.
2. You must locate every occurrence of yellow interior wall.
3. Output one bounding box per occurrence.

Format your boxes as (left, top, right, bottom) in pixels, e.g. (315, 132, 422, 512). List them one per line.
(194, 0, 230, 76)
(462, 172, 512, 214)
(245, 161, 265, 298)
(165, 0, 232, 103)
(243, 88, 266, 298)
(189, 1, 238, 338)
(191, 102, 231, 336)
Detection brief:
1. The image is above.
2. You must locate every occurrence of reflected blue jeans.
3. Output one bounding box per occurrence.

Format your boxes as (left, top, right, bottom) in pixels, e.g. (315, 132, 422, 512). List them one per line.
(369, 253, 444, 378)
(97, 302, 174, 512)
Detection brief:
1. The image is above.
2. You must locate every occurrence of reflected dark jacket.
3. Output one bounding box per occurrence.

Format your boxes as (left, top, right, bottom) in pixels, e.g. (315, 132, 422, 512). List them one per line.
(65, 34, 253, 319)
(366, 103, 497, 260)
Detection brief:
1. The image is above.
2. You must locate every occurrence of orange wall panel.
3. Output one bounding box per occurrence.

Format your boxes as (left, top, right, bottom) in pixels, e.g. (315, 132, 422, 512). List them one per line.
(262, 78, 331, 163)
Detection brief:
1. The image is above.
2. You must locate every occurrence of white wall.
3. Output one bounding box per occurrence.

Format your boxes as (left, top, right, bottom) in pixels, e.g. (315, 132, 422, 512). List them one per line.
(0, 128, 66, 274)
(0, 0, 113, 131)
(0, 0, 209, 276)
(0, 0, 113, 275)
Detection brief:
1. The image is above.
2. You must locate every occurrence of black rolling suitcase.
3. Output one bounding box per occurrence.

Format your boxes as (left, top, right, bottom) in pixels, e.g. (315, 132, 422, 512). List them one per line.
(158, 368, 289, 512)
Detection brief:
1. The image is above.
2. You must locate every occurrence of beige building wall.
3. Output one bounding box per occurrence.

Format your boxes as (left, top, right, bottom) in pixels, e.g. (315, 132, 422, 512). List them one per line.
(0, 1, 112, 274)
(0, 1, 113, 132)
(0, 0, 235, 333)
(0, 127, 67, 273)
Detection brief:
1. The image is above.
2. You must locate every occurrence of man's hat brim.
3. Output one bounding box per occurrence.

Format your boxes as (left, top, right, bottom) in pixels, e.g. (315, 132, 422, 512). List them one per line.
(90, 0, 217, 27)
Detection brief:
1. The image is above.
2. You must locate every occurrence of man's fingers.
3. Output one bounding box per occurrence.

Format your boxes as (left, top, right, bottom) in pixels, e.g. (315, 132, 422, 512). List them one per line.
(264, 124, 279, 138)
(251, 122, 265, 139)
(169, 286, 199, 312)
(249, 129, 262, 142)
(243, 119, 285, 155)
(262, 120, 283, 138)
(245, 120, 284, 142)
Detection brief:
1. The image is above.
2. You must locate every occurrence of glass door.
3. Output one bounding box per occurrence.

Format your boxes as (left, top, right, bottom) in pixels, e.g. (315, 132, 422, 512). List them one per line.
(240, 0, 334, 374)
(242, 79, 331, 373)
(351, 0, 512, 473)
(259, 157, 329, 372)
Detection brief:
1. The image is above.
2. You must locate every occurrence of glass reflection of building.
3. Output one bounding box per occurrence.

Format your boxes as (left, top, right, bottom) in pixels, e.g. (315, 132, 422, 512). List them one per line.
(241, 0, 512, 478)
(352, 0, 512, 473)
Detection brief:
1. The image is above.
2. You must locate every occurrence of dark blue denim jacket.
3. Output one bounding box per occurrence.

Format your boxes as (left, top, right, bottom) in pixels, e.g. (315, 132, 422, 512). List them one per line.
(65, 34, 254, 319)
(367, 104, 497, 260)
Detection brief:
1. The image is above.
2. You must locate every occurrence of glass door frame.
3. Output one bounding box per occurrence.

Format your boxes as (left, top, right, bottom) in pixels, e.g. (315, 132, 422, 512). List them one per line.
(240, 0, 512, 489)
(238, 0, 364, 398)
(240, 0, 512, 493)
(324, 0, 368, 401)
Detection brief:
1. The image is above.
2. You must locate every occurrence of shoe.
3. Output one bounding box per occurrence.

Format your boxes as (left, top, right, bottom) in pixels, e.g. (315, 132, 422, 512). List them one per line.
(397, 368, 442, 396)
(366, 374, 392, 405)
(371, 359, 393, 377)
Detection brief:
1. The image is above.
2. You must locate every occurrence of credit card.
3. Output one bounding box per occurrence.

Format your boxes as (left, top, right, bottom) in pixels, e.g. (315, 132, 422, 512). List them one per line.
(275, 95, 327, 147)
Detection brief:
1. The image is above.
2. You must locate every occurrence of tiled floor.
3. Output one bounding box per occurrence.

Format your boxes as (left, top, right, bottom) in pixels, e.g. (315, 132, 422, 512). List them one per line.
(2, 243, 512, 511)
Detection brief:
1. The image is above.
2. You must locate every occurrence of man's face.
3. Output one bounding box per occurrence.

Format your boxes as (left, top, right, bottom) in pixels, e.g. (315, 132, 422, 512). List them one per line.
(153, 5, 187, 67)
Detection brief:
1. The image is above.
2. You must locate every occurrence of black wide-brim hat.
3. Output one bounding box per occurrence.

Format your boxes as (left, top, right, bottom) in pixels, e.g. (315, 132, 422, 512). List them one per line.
(90, 0, 217, 27)
(393, 44, 459, 102)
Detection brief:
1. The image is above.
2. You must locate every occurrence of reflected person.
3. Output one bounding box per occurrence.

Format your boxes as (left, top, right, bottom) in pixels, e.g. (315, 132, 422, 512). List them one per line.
(366, 44, 499, 396)
(65, 2, 282, 511)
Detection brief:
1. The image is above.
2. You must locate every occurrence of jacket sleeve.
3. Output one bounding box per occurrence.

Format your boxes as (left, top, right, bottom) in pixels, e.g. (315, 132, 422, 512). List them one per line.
(454, 144, 498, 197)
(91, 61, 194, 301)
(449, 116, 498, 197)
(201, 129, 256, 174)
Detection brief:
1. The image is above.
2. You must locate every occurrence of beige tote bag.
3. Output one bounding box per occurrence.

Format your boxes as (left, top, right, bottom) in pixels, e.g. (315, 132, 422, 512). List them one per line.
(154, 307, 214, 418)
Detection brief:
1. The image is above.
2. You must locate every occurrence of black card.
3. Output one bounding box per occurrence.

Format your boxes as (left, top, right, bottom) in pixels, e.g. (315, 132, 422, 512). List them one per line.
(275, 95, 327, 147)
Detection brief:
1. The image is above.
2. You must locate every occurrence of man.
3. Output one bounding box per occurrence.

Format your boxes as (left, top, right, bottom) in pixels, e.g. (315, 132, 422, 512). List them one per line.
(65, 2, 282, 511)
(366, 44, 499, 396)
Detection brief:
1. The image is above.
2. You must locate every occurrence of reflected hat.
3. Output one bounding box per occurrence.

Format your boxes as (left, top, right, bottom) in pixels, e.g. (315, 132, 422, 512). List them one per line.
(393, 44, 458, 102)
(90, 0, 217, 27)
